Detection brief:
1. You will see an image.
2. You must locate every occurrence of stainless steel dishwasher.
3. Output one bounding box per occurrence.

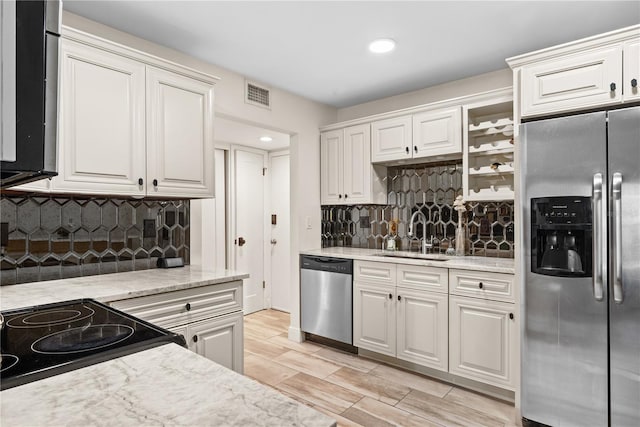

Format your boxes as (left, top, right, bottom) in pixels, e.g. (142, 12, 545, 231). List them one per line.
(300, 255, 353, 345)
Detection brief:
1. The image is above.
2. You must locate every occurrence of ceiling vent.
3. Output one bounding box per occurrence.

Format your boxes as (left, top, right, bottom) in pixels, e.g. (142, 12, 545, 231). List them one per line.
(245, 80, 271, 109)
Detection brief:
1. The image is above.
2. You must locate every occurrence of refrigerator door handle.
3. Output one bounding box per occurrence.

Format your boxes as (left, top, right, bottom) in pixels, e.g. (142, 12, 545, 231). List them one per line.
(592, 173, 605, 301)
(612, 172, 623, 304)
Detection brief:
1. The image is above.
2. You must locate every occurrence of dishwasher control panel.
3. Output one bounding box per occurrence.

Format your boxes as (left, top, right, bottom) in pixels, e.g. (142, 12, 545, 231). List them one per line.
(300, 255, 353, 274)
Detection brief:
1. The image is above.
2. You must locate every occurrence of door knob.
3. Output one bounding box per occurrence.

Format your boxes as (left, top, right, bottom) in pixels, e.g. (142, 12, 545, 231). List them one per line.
(270, 239, 277, 244)
(237, 237, 246, 246)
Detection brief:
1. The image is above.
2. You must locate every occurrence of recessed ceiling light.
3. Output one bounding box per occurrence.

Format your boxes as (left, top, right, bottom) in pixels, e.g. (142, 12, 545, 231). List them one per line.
(260, 136, 273, 142)
(368, 38, 396, 54)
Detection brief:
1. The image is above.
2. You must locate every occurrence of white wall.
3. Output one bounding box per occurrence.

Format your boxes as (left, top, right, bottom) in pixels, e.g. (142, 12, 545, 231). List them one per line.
(336, 69, 512, 122)
(63, 12, 337, 341)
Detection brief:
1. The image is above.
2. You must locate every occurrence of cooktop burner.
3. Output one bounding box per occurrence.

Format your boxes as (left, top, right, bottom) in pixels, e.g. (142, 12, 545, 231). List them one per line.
(0, 299, 186, 390)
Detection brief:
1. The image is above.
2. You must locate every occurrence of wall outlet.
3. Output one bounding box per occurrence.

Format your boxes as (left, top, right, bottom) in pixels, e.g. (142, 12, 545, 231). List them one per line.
(143, 219, 156, 238)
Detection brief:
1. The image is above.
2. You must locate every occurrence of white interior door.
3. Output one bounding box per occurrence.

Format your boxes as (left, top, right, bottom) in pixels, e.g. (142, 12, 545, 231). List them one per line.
(233, 147, 266, 314)
(269, 151, 291, 312)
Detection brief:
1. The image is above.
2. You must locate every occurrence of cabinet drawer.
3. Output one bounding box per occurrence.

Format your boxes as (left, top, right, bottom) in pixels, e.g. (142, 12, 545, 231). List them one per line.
(396, 265, 448, 293)
(521, 45, 622, 117)
(110, 280, 243, 328)
(449, 270, 514, 303)
(354, 261, 396, 285)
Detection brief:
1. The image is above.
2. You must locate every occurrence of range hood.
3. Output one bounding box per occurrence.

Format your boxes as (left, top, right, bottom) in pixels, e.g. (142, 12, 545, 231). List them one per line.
(1, 0, 60, 189)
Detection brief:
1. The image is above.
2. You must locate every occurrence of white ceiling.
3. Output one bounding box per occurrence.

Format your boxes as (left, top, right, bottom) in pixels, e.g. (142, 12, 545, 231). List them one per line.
(64, 1, 639, 109)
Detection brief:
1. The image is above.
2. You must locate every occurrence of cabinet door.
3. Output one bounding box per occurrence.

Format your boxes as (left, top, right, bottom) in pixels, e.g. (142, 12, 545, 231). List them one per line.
(342, 124, 371, 204)
(146, 67, 215, 198)
(521, 46, 622, 117)
(396, 288, 448, 372)
(371, 115, 412, 162)
(353, 282, 395, 357)
(412, 107, 462, 158)
(320, 129, 344, 205)
(623, 39, 640, 101)
(55, 39, 146, 196)
(449, 295, 516, 390)
(188, 311, 244, 374)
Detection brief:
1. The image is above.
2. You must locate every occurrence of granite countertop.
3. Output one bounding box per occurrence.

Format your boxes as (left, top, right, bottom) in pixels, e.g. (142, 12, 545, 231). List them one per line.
(0, 266, 249, 311)
(0, 344, 336, 427)
(301, 247, 515, 274)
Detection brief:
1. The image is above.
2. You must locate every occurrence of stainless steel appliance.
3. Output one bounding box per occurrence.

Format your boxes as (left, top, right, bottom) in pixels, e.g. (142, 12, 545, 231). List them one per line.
(1, 0, 60, 189)
(300, 255, 353, 345)
(0, 299, 186, 390)
(521, 106, 640, 426)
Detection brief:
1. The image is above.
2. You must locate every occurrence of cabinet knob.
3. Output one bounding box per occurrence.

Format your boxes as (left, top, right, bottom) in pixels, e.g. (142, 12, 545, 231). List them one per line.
(632, 78, 638, 88)
(397, 295, 401, 301)
(185, 303, 191, 311)
(610, 82, 616, 92)
(138, 178, 143, 186)
(509, 313, 514, 320)
(192, 334, 198, 343)
(338, 194, 342, 199)
(153, 179, 158, 187)
(413, 146, 417, 153)
(344, 194, 348, 199)
(405, 146, 409, 154)
(478, 282, 484, 289)
(388, 293, 393, 299)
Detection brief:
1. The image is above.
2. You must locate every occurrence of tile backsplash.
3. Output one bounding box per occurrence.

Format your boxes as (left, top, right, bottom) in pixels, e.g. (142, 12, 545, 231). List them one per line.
(0, 195, 189, 285)
(321, 161, 514, 258)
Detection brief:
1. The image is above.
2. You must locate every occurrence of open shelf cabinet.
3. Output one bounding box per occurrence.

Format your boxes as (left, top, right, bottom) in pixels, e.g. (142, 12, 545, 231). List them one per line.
(463, 97, 514, 201)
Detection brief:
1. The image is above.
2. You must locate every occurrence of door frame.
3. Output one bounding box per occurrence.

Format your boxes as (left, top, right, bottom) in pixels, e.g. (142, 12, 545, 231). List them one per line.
(229, 145, 269, 311)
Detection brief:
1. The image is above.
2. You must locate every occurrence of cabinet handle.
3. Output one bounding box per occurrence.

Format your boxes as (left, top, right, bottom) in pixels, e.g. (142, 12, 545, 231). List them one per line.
(388, 293, 393, 299)
(413, 146, 417, 153)
(153, 179, 158, 187)
(185, 303, 191, 311)
(610, 82, 616, 91)
(478, 282, 484, 289)
(192, 334, 198, 343)
(632, 78, 638, 88)
(138, 178, 143, 186)
(397, 295, 401, 301)
(405, 146, 409, 154)
(509, 313, 514, 320)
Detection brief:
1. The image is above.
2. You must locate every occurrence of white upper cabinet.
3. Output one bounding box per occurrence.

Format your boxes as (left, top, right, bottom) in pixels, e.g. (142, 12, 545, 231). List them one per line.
(413, 107, 462, 158)
(623, 38, 640, 101)
(371, 108, 462, 163)
(320, 124, 386, 205)
(320, 129, 344, 205)
(55, 39, 147, 196)
(31, 28, 218, 198)
(371, 115, 412, 162)
(146, 67, 215, 198)
(508, 25, 639, 118)
(520, 46, 622, 117)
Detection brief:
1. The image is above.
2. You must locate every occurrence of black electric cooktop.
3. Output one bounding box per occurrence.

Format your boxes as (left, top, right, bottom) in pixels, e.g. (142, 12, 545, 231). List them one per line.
(0, 299, 186, 390)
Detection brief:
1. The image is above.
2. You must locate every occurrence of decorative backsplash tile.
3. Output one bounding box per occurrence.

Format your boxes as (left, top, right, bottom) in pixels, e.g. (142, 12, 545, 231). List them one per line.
(0, 195, 189, 285)
(321, 161, 514, 258)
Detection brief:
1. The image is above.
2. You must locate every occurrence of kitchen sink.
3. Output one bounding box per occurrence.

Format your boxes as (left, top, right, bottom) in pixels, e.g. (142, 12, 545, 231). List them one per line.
(374, 252, 451, 261)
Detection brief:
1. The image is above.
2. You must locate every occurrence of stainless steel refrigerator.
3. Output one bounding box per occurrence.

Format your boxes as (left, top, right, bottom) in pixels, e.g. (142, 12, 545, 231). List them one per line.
(521, 105, 640, 427)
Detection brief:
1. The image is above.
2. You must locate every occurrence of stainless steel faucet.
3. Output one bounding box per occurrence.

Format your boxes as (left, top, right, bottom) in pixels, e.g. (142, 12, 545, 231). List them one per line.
(407, 210, 432, 254)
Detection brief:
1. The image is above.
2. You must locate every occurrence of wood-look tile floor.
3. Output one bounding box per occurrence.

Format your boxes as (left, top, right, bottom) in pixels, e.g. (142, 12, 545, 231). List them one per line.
(244, 309, 517, 427)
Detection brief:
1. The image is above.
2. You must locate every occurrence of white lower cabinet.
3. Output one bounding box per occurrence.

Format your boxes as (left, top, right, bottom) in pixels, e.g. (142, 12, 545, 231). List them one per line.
(448, 295, 516, 390)
(354, 282, 396, 357)
(354, 261, 448, 372)
(111, 281, 244, 374)
(396, 288, 448, 371)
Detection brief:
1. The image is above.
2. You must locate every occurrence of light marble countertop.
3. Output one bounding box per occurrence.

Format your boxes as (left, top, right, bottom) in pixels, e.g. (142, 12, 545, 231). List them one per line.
(0, 343, 336, 427)
(301, 247, 515, 274)
(0, 266, 249, 311)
